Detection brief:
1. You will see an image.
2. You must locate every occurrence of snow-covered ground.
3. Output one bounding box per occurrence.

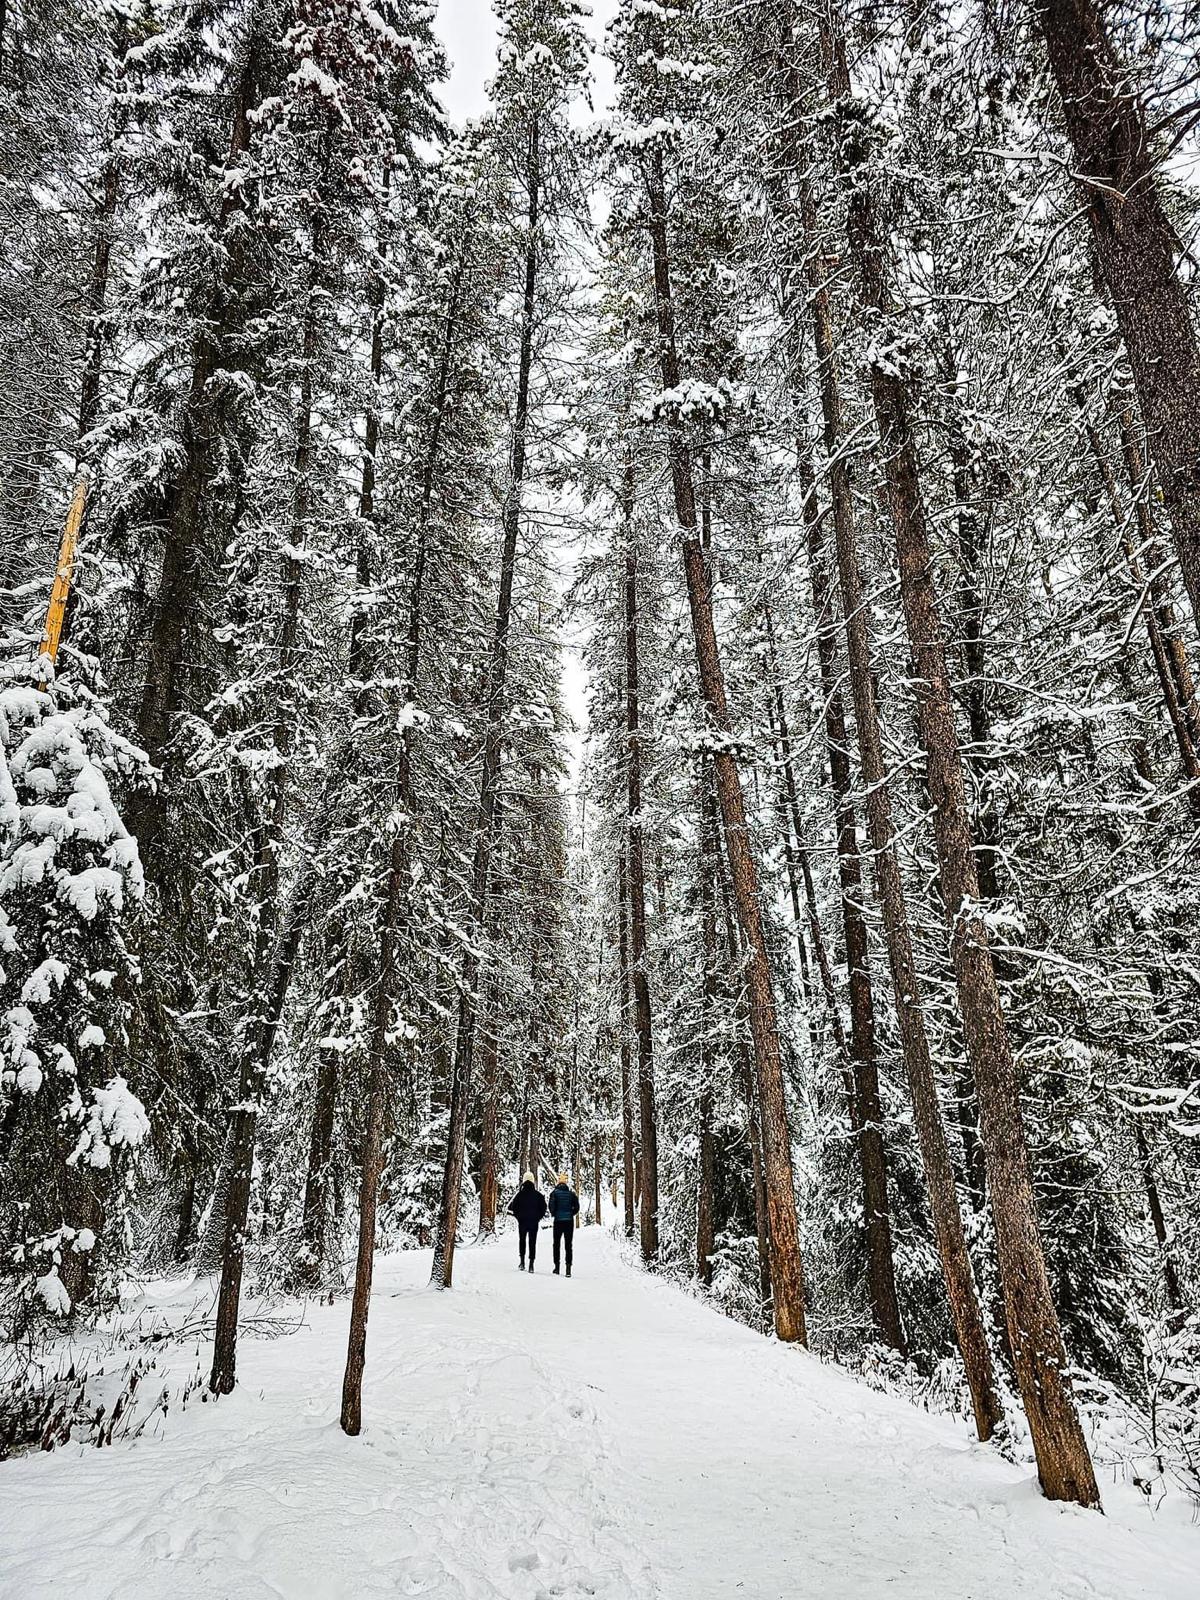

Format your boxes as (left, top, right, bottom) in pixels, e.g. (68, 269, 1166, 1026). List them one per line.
(0, 1227, 1195, 1599)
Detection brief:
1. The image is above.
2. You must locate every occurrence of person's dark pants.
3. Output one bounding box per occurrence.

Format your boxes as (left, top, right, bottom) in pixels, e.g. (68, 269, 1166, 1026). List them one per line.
(553, 1219, 574, 1272)
(519, 1221, 537, 1266)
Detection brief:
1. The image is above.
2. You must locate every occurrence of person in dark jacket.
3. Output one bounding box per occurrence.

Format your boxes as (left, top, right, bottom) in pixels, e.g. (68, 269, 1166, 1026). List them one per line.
(507, 1171, 547, 1272)
(547, 1173, 580, 1276)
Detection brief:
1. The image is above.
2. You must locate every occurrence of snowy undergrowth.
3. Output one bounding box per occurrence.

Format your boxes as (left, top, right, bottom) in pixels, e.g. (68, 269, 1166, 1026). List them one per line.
(0, 1269, 308, 1460)
(23, 1231, 1196, 1540)
(0, 1229, 1196, 1600)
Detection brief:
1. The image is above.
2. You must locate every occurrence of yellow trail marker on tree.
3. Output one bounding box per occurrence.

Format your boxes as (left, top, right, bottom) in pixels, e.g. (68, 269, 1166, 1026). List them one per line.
(38, 475, 88, 686)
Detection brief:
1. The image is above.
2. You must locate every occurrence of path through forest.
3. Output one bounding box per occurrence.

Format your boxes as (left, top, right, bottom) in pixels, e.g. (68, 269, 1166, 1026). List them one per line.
(0, 1230, 1195, 1599)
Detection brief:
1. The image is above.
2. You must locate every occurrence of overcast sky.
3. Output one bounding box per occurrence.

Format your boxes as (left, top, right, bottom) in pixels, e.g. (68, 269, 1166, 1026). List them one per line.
(434, 0, 617, 123)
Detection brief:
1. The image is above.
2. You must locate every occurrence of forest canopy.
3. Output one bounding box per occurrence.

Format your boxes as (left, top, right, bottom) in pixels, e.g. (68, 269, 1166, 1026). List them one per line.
(1, 0, 1199, 1517)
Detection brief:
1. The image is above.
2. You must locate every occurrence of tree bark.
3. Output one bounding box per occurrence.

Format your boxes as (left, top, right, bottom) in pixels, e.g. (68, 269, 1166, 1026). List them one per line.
(209, 122, 332, 1389)
(1131, 1120, 1185, 1315)
(340, 162, 474, 1425)
(622, 452, 659, 1262)
(209, 880, 308, 1392)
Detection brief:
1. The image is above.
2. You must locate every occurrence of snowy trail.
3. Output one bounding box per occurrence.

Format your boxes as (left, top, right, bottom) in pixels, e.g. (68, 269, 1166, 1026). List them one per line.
(0, 1228, 1195, 1599)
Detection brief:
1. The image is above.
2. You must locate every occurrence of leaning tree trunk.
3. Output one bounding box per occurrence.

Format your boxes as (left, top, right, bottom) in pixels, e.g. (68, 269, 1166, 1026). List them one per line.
(642, 144, 807, 1344)
(840, 47, 1099, 1504)
(622, 454, 659, 1262)
(790, 143, 1002, 1435)
(431, 114, 541, 1291)
(1033, 0, 1200, 631)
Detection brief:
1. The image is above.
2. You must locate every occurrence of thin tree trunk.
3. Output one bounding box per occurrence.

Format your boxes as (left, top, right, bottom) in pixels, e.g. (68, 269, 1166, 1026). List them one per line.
(209, 883, 308, 1392)
(622, 448, 659, 1262)
(1074, 382, 1200, 807)
(696, 765, 719, 1286)
(300, 1046, 338, 1275)
(430, 106, 540, 1290)
(478, 984, 502, 1236)
(642, 145, 806, 1344)
(1113, 405, 1200, 753)
(1131, 1120, 1184, 1314)
(616, 817, 638, 1239)
(796, 466, 905, 1351)
(209, 133, 330, 1389)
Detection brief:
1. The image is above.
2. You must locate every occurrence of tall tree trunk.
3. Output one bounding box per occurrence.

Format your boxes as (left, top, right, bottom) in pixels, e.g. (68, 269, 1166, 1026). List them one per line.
(431, 114, 541, 1290)
(616, 817, 638, 1238)
(791, 144, 1002, 1437)
(209, 131, 330, 1390)
(477, 984, 502, 1236)
(840, 34, 1099, 1502)
(622, 450, 659, 1262)
(1033, 0, 1200, 631)
(642, 145, 807, 1344)
(341, 208, 472, 1422)
(795, 467, 906, 1353)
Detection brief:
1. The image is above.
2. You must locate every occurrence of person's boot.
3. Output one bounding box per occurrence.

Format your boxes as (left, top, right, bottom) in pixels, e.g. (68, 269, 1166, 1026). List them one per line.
(528, 1261, 534, 1273)
(553, 1264, 560, 1275)
(519, 1258, 525, 1271)
(566, 1266, 571, 1278)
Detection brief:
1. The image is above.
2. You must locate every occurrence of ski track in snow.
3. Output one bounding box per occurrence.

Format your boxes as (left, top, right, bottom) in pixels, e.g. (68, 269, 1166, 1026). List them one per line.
(0, 1229, 1195, 1599)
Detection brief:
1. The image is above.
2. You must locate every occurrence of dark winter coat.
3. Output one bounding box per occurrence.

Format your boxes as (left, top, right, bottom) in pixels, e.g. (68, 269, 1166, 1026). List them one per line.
(547, 1183, 580, 1223)
(508, 1181, 547, 1227)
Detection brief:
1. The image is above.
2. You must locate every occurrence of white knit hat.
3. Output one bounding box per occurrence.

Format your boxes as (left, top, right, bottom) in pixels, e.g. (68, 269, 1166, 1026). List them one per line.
(522, 1170, 535, 1184)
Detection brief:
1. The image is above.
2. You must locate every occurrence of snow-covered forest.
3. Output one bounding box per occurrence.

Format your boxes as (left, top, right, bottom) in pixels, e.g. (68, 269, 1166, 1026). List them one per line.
(2, 0, 1200, 1591)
